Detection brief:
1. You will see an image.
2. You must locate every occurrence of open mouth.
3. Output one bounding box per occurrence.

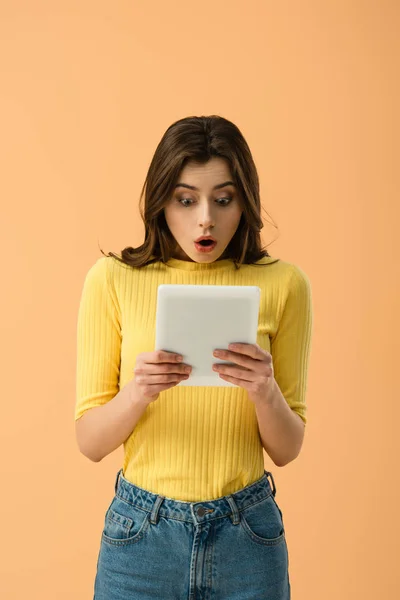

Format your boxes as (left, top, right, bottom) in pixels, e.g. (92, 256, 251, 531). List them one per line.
(194, 239, 217, 252)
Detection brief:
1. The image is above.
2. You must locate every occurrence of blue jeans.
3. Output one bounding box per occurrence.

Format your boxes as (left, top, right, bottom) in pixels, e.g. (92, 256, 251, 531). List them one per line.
(93, 468, 290, 599)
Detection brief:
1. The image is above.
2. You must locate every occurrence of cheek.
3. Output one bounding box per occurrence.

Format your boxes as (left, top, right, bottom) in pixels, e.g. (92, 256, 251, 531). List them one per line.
(164, 206, 178, 227)
(225, 210, 243, 232)
(164, 207, 189, 235)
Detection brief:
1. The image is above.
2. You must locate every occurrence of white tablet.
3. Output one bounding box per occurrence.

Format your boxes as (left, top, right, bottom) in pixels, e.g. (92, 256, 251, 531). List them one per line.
(155, 284, 261, 387)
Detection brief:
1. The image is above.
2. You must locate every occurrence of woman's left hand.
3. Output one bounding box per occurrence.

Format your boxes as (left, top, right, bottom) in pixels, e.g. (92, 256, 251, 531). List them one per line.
(212, 343, 276, 403)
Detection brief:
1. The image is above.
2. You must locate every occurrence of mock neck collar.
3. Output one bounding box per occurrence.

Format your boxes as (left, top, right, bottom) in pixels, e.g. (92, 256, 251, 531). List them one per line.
(162, 256, 279, 271)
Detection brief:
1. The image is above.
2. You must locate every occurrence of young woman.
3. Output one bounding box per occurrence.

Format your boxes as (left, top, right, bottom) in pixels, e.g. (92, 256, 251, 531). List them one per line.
(75, 115, 313, 599)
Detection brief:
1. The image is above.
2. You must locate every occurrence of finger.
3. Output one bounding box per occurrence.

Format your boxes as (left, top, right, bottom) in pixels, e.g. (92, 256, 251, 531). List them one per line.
(218, 373, 250, 388)
(213, 349, 254, 370)
(136, 372, 188, 384)
(148, 350, 183, 364)
(135, 362, 190, 375)
(228, 343, 267, 360)
(215, 365, 255, 382)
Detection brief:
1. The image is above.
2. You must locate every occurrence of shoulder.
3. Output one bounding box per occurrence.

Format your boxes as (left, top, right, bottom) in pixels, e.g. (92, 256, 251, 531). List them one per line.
(277, 262, 313, 316)
(253, 257, 311, 289)
(85, 255, 132, 279)
(82, 256, 114, 285)
(267, 258, 311, 289)
(285, 262, 312, 296)
(81, 256, 122, 295)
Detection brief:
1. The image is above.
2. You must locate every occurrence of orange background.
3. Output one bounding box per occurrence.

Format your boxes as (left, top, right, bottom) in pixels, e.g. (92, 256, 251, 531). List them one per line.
(1, 1, 398, 598)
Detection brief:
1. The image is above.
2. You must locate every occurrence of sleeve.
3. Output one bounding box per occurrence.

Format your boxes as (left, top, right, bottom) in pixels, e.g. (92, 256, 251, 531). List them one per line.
(75, 257, 122, 421)
(270, 264, 313, 426)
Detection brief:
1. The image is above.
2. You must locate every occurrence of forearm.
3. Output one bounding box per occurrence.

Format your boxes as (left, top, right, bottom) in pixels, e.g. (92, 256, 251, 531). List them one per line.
(253, 378, 305, 467)
(75, 380, 149, 462)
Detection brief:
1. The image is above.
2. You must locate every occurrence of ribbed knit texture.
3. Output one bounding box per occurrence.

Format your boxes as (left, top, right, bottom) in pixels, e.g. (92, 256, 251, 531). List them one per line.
(75, 254, 313, 501)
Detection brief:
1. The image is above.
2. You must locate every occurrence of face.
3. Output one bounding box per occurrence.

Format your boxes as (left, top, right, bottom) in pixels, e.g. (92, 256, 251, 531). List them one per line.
(164, 157, 243, 262)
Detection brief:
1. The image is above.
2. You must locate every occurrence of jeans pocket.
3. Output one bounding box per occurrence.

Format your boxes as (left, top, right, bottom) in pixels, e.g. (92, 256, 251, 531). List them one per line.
(240, 494, 285, 546)
(102, 495, 151, 547)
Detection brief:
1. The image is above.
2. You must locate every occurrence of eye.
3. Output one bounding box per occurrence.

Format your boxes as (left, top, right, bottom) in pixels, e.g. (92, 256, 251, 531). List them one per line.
(178, 197, 233, 207)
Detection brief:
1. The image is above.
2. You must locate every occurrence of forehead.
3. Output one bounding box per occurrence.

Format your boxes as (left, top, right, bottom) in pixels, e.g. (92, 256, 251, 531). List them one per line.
(178, 158, 232, 183)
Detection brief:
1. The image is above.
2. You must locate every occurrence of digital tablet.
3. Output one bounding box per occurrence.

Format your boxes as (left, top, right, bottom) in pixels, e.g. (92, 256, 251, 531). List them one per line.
(155, 284, 261, 387)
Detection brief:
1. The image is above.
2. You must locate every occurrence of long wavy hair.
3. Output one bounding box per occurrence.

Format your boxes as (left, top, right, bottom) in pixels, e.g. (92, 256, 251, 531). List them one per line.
(99, 115, 277, 270)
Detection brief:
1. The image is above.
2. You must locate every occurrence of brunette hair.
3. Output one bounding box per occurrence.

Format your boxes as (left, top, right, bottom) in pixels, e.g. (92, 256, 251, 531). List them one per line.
(99, 115, 277, 269)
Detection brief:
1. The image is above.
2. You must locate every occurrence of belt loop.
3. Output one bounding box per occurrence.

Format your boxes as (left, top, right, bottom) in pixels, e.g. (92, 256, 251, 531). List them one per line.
(114, 468, 122, 494)
(226, 495, 240, 525)
(150, 495, 165, 525)
(264, 470, 276, 496)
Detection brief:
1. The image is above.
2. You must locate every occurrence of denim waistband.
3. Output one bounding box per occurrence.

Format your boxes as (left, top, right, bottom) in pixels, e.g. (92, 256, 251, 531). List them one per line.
(112, 468, 277, 526)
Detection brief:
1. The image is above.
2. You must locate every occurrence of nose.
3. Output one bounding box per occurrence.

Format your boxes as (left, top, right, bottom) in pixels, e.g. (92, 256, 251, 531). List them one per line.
(198, 202, 216, 229)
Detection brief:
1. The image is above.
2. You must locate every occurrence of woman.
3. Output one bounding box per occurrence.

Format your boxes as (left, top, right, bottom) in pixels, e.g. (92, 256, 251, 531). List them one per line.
(75, 115, 313, 599)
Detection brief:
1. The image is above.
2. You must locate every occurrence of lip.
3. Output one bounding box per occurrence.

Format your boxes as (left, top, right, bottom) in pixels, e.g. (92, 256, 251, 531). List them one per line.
(194, 235, 217, 243)
(194, 240, 217, 253)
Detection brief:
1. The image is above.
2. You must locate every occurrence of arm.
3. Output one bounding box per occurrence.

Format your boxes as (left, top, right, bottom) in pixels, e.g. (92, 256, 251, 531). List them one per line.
(254, 378, 305, 467)
(75, 380, 149, 462)
(74, 257, 143, 461)
(257, 264, 313, 466)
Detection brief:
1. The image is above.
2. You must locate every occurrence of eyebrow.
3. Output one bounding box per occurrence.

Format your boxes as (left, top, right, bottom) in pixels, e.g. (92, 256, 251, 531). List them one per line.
(174, 180, 235, 191)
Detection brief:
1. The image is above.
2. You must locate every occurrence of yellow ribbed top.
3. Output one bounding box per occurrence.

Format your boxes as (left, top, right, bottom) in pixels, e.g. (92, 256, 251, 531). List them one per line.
(75, 254, 313, 501)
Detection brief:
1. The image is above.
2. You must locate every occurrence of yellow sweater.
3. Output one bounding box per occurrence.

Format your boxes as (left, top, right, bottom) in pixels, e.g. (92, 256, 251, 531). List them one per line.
(75, 255, 313, 501)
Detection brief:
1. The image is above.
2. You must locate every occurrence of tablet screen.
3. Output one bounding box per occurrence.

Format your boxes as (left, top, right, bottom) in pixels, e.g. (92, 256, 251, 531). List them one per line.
(155, 284, 260, 387)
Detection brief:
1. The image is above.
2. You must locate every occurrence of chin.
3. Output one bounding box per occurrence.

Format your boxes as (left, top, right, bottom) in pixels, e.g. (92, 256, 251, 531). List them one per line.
(192, 249, 225, 262)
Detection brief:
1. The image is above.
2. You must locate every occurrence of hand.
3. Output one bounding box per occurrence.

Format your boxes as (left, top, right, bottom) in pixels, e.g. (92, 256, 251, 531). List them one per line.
(132, 350, 192, 404)
(212, 343, 275, 403)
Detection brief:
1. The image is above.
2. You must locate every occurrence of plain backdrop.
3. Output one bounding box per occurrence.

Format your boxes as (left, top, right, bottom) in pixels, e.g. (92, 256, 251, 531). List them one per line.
(0, 1, 399, 598)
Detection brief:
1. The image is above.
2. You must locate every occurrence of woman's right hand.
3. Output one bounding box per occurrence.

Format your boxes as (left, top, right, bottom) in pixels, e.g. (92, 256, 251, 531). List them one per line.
(132, 350, 192, 404)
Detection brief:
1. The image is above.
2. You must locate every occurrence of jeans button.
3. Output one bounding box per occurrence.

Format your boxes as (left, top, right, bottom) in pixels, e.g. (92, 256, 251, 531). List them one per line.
(197, 506, 207, 517)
